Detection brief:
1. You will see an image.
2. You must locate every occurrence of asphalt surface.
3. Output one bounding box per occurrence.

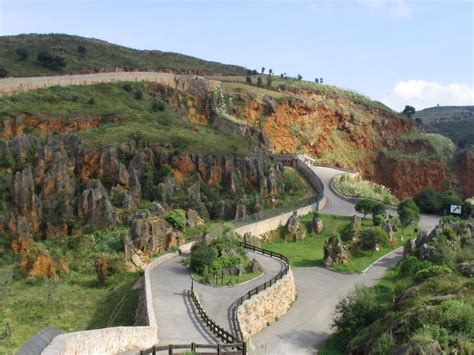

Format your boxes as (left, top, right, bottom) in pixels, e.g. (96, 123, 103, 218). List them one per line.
(248, 165, 440, 354)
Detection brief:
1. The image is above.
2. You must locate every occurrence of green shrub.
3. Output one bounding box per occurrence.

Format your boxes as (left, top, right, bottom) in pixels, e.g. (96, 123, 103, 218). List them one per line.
(398, 199, 420, 227)
(427, 236, 455, 265)
(373, 213, 386, 226)
(122, 83, 133, 92)
(411, 325, 450, 350)
(333, 174, 398, 205)
(189, 242, 218, 274)
(165, 209, 187, 230)
(332, 284, 386, 334)
(437, 300, 474, 333)
(134, 89, 143, 100)
(360, 228, 388, 250)
(87, 97, 96, 105)
(0, 65, 7, 78)
(399, 256, 433, 277)
(355, 199, 375, 218)
(151, 100, 165, 112)
(415, 187, 462, 215)
(415, 265, 452, 281)
(372, 332, 396, 354)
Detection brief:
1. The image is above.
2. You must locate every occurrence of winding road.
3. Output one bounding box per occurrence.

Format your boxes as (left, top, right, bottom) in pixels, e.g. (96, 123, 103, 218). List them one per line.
(148, 163, 440, 354)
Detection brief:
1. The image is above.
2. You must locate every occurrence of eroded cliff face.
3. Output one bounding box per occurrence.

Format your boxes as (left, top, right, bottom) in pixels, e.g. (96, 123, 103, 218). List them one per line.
(1, 130, 281, 252)
(458, 149, 474, 198)
(227, 88, 466, 198)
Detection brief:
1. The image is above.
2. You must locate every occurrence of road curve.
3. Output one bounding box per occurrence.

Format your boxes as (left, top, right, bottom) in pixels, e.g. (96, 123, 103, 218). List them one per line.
(248, 165, 440, 354)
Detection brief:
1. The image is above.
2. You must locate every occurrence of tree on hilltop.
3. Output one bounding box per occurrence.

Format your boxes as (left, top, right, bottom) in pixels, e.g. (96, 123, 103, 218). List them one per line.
(261, 67, 265, 74)
(77, 45, 88, 57)
(297, 74, 303, 80)
(37, 51, 66, 70)
(16, 48, 29, 61)
(257, 76, 263, 87)
(246, 75, 252, 85)
(402, 105, 416, 118)
(269, 69, 273, 76)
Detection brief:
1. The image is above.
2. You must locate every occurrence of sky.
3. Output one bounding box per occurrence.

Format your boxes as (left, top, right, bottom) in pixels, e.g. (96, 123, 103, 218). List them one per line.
(0, 0, 473, 111)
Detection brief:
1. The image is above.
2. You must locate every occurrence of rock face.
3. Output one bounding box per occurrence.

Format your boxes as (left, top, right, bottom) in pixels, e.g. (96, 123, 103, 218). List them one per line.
(285, 212, 306, 241)
(323, 236, 350, 266)
(78, 180, 117, 227)
(248, 258, 263, 273)
(351, 215, 362, 229)
(243, 232, 260, 247)
(311, 215, 324, 234)
(186, 209, 203, 228)
(125, 212, 173, 255)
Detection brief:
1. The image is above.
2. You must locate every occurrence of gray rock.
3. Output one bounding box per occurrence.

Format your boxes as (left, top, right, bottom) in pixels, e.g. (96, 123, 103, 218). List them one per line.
(248, 258, 263, 273)
(351, 215, 362, 229)
(186, 209, 203, 228)
(311, 216, 324, 234)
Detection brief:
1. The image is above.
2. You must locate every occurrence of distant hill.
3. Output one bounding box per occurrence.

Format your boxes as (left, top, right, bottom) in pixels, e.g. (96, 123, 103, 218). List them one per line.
(0, 33, 247, 77)
(414, 105, 474, 148)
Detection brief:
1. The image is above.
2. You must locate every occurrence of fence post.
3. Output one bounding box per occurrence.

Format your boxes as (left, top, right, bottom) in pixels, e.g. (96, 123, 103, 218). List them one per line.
(191, 342, 195, 352)
(168, 344, 173, 355)
(243, 341, 247, 355)
(152, 345, 156, 355)
(217, 343, 221, 355)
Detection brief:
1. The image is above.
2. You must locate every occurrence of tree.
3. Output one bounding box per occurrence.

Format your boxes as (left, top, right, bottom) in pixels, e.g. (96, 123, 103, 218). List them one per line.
(37, 51, 66, 70)
(134, 89, 143, 99)
(15, 48, 29, 61)
(414, 187, 443, 214)
(269, 69, 273, 76)
(320, 78, 324, 84)
(0, 65, 7, 78)
(261, 67, 265, 74)
(257, 76, 263, 87)
(355, 199, 375, 218)
(151, 99, 165, 112)
(297, 74, 303, 80)
(402, 105, 416, 118)
(315, 78, 319, 83)
(398, 199, 420, 227)
(372, 202, 387, 217)
(266, 76, 273, 88)
(246, 75, 252, 85)
(77, 45, 87, 57)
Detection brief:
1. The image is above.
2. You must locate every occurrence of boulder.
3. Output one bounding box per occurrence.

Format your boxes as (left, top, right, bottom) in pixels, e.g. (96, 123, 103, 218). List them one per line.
(127, 212, 172, 254)
(383, 223, 395, 242)
(323, 236, 350, 266)
(311, 215, 324, 234)
(403, 239, 416, 256)
(234, 202, 247, 221)
(285, 212, 306, 241)
(186, 209, 204, 228)
(187, 181, 201, 204)
(227, 265, 244, 276)
(248, 258, 263, 273)
(243, 232, 260, 247)
(351, 215, 362, 229)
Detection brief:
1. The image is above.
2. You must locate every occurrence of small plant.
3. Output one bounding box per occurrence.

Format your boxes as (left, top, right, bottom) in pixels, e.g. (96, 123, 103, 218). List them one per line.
(151, 100, 165, 112)
(15, 48, 29, 61)
(122, 83, 133, 92)
(165, 209, 187, 230)
(0, 65, 7, 78)
(134, 89, 143, 100)
(87, 97, 96, 105)
(77, 45, 87, 57)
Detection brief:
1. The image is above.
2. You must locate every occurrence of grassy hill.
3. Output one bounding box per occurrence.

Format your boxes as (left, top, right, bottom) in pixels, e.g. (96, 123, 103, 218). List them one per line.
(0, 33, 247, 77)
(414, 106, 474, 147)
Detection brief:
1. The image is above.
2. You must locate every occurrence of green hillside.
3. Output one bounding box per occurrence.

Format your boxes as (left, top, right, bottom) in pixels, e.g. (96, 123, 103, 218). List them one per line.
(414, 106, 474, 147)
(0, 33, 247, 77)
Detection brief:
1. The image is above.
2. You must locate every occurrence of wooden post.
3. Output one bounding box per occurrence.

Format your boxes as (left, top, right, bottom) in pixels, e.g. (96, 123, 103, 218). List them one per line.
(242, 341, 247, 355)
(152, 345, 156, 355)
(168, 344, 173, 355)
(217, 343, 221, 355)
(191, 342, 195, 352)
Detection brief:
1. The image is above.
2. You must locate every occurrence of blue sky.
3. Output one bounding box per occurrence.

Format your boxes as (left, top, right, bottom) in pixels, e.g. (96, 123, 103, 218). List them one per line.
(0, 0, 472, 110)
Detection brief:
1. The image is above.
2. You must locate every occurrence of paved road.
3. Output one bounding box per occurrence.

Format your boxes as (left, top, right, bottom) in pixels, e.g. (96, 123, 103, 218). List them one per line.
(247, 165, 440, 354)
(194, 251, 285, 336)
(149, 250, 284, 344)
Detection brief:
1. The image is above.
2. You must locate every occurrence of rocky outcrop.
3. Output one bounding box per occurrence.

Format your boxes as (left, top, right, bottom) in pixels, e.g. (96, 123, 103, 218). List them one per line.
(78, 180, 117, 227)
(323, 235, 350, 266)
(311, 215, 324, 234)
(284, 212, 306, 241)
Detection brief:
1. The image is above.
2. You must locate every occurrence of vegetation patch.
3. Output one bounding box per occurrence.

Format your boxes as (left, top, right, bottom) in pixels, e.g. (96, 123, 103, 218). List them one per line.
(332, 174, 399, 205)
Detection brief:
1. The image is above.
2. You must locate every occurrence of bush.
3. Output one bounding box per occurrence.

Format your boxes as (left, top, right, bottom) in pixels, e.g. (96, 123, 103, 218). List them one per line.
(134, 89, 143, 100)
(414, 265, 452, 281)
(332, 284, 386, 334)
(437, 300, 474, 333)
(16, 48, 29, 61)
(411, 325, 450, 350)
(122, 83, 133, 92)
(372, 202, 386, 217)
(415, 187, 462, 215)
(373, 213, 385, 226)
(0, 65, 7, 78)
(360, 227, 389, 249)
(333, 174, 398, 205)
(399, 256, 433, 277)
(151, 100, 165, 112)
(398, 199, 420, 227)
(77, 45, 87, 57)
(37, 51, 66, 70)
(427, 236, 455, 265)
(165, 209, 187, 230)
(87, 97, 96, 105)
(189, 242, 218, 274)
(355, 199, 375, 218)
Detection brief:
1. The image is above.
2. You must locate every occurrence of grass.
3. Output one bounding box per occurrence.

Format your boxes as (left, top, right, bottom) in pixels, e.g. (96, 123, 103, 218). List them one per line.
(0, 34, 246, 77)
(214, 75, 396, 116)
(332, 173, 399, 206)
(0, 82, 255, 156)
(108, 288, 142, 327)
(262, 213, 415, 272)
(0, 270, 140, 353)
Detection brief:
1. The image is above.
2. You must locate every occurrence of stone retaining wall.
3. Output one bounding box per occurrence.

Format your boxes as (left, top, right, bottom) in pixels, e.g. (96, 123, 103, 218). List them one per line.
(0, 72, 220, 97)
(41, 243, 192, 355)
(237, 270, 296, 341)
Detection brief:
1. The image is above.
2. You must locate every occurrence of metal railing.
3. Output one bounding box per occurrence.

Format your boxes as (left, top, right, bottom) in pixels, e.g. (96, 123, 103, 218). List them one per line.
(140, 342, 246, 355)
(190, 288, 244, 348)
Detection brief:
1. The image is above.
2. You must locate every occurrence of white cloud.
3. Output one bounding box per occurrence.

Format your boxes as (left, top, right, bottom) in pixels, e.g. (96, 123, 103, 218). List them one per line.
(382, 80, 474, 111)
(359, 0, 412, 18)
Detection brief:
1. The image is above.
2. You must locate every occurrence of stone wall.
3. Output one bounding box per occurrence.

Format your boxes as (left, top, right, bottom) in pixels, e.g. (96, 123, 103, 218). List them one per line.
(41, 243, 192, 355)
(237, 270, 296, 341)
(0, 72, 220, 97)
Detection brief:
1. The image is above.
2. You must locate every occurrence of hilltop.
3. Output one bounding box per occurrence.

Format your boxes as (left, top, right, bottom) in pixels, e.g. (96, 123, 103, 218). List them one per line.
(0, 33, 247, 77)
(414, 106, 474, 148)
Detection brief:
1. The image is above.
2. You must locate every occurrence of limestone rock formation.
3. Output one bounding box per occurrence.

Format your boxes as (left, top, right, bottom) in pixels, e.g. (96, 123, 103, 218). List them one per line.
(323, 235, 350, 266)
(311, 215, 324, 234)
(186, 209, 204, 228)
(78, 179, 117, 227)
(248, 258, 263, 273)
(285, 212, 306, 241)
(351, 215, 362, 229)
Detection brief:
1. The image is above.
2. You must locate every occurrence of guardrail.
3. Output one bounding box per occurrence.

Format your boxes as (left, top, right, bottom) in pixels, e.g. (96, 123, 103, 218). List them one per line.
(140, 342, 246, 355)
(190, 288, 244, 348)
(231, 242, 291, 340)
